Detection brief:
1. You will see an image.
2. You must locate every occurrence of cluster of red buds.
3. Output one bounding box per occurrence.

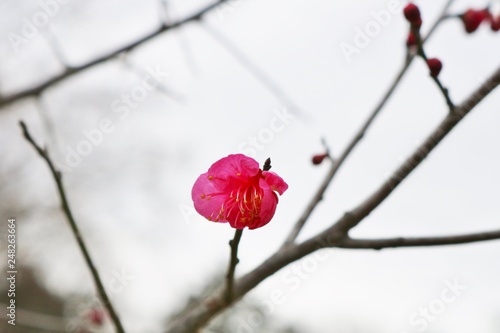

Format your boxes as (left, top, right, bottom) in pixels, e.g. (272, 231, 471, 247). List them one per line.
(403, 3, 443, 78)
(461, 8, 500, 33)
(403, 4, 421, 47)
(313, 3, 497, 165)
(403, 3, 499, 79)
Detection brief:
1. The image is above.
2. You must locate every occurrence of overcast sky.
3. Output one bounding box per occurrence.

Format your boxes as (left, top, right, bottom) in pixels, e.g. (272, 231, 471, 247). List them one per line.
(1, 0, 500, 332)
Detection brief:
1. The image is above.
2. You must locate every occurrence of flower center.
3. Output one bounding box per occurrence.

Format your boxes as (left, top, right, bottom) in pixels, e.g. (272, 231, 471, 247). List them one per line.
(224, 184, 263, 226)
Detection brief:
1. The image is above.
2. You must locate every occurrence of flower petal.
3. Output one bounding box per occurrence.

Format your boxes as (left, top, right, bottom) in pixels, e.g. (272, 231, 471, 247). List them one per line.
(191, 172, 228, 223)
(208, 154, 260, 180)
(248, 189, 277, 229)
(262, 171, 288, 195)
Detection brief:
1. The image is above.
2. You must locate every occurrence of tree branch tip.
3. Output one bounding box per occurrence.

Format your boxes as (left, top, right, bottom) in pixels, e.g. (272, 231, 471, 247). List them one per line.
(19, 120, 28, 133)
(320, 137, 331, 153)
(263, 158, 272, 171)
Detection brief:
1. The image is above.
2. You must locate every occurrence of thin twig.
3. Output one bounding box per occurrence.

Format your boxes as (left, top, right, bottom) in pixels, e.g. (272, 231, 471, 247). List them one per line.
(338, 230, 500, 249)
(160, 0, 200, 76)
(282, 0, 455, 246)
(120, 55, 185, 103)
(42, 26, 70, 67)
(19, 121, 126, 333)
(201, 22, 306, 118)
(0, 0, 230, 108)
(413, 25, 455, 111)
(224, 228, 243, 304)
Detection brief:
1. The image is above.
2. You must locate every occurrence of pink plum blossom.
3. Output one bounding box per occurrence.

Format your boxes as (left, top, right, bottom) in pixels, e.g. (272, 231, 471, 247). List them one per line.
(192, 154, 288, 230)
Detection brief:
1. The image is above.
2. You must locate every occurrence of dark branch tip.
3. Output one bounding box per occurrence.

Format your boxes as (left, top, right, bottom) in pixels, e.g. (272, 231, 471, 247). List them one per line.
(263, 158, 272, 171)
(19, 120, 28, 135)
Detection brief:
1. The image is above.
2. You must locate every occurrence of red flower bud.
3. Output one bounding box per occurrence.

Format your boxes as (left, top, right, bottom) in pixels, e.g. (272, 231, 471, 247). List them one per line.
(312, 153, 328, 165)
(462, 9, 491, 33)
(404, 3, 421, 24)
(491, 16, 500, 32)
(426, 58, 442, 78)
(406, 31, 417, 47)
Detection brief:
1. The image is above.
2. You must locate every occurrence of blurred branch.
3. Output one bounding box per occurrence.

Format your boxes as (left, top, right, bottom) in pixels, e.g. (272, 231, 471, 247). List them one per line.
(0, 303, 66, 332)
(224, 229, 243, 304)
(160, 0, 201, 76)
(0, 0, 230, 108)
(42, 26, 70, 67)
(120, 54, 186, 103)
(165, 62, 500, 333)
(202, 22, 306, 118)
(338, 230, 500, 249)
(283, 0, 455, 246)
(19, 121, 126, 333)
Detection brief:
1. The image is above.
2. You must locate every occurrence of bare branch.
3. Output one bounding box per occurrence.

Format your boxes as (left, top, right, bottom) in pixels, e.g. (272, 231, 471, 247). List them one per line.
(431, 74, 455, 111)
(283, 0, 455, 246)
(19, 121, 126, 333)
(338, 230, 500, 249)
(333, 65, 500, 234)
(0, 0, 230, 108)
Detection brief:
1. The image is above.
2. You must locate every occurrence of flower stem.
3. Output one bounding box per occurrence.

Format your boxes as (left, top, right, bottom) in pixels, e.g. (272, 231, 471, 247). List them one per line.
(225, 228, 243, 304)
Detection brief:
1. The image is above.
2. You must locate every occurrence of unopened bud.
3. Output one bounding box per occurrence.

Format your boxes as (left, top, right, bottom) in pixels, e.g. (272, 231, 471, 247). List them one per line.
(427, 58, 443, 78)
(404, 4, 421, 26)
(312, 153, 328, 165)
(491, 16, 500, 32)
(406, 31, 417, 47)
(462, 9, 491, 33)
